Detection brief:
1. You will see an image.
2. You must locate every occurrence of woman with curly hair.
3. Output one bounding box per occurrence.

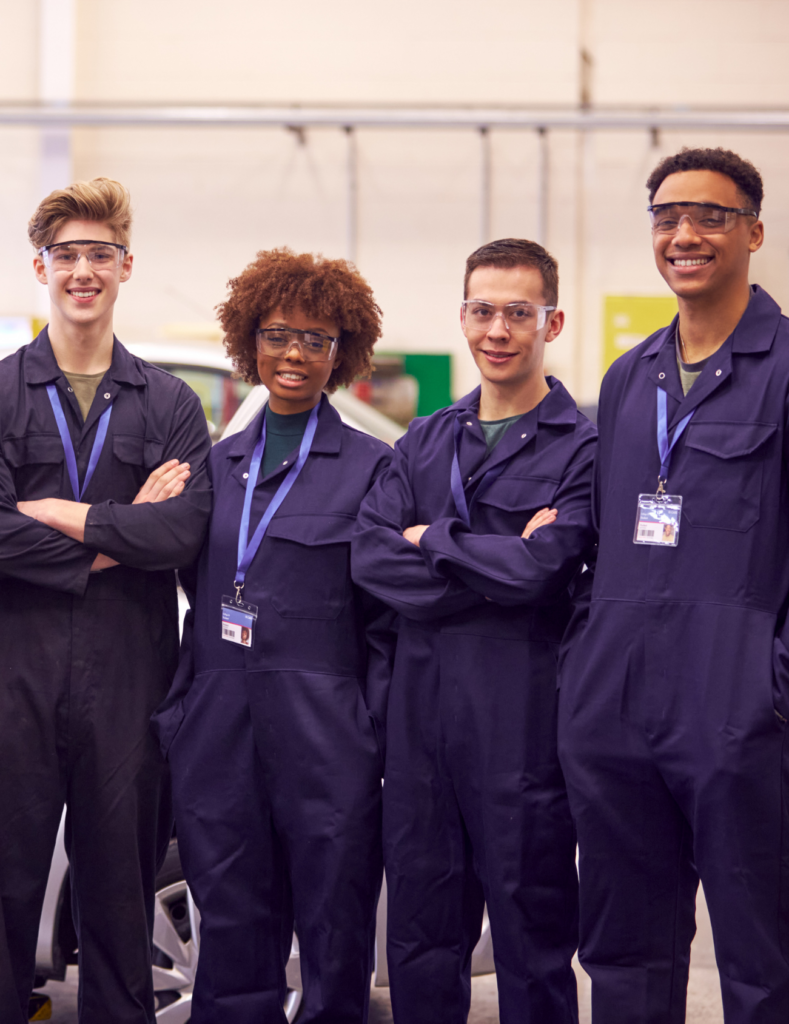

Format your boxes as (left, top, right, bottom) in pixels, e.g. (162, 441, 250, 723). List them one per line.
(155, 248, 395, 1023)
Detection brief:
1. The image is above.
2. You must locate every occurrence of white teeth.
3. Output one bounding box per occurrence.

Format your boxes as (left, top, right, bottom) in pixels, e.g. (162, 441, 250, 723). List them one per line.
(71, 291, 97, 297)
(673, 258, 711, 267)
(279, 373, 305, 381)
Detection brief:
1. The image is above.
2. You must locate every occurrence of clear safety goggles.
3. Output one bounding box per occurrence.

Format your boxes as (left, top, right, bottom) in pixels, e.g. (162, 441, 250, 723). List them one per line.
(38, 239, 128, 270)
(648, 202, 758, 236)
(461, 300, 556, 335)
(256, 327, 339, 362)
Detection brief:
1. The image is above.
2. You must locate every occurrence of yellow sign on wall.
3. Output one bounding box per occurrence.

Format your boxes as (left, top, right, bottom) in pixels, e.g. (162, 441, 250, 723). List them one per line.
(603, 295, 677, 374)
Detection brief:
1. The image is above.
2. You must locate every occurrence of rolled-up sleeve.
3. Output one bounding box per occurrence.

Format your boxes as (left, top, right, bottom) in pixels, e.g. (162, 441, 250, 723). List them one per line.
(84, 386, 212, 570)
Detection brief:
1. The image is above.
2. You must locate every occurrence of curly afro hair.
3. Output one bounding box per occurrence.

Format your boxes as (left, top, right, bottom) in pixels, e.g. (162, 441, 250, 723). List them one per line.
(217, 248, 383, 392)
(646, 147, 764, 212)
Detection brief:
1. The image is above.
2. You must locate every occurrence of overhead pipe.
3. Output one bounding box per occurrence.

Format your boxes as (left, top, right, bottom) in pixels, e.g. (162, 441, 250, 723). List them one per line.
(3, 104, 789, 131)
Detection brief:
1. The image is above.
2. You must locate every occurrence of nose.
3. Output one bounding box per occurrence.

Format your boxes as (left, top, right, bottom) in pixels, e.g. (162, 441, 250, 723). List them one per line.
(672, 215, 702, 245)
(486, 312, 511, 341)
(72, 253, 94, 276)
(283, 340, 305, 361)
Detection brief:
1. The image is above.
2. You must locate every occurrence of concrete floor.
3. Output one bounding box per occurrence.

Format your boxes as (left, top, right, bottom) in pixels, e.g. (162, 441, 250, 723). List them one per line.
(44, 889, 724, 1023)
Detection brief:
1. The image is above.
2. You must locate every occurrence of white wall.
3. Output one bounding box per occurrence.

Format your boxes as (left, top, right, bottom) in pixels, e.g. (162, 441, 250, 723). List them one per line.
(1, 0, 788, 404)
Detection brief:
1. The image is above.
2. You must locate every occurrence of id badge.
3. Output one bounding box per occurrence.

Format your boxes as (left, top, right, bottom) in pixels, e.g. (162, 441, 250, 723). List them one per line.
(221, 595, 258, 647)
(633, 494, 683, 547)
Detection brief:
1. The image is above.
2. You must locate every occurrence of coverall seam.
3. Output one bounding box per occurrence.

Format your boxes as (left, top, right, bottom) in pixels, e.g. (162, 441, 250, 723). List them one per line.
(243, 668, 365, 680)
(590, 595, 775, 615)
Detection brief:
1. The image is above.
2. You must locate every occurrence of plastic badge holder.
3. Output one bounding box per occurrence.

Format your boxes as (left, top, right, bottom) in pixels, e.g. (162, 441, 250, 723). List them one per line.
(633, 494, 683, 547)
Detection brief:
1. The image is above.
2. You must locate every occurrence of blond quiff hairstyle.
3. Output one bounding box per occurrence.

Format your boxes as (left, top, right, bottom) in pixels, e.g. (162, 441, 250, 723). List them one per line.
(28, 178, 133, 250)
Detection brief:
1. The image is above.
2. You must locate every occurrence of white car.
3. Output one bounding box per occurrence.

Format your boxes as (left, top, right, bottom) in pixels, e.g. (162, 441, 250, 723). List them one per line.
(13, 339, 493, 1020)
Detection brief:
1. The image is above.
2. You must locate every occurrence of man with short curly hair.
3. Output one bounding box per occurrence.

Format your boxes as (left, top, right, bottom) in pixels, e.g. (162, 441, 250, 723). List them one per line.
(559, 147, 789, 1021)
(0, 178, 211, 1024)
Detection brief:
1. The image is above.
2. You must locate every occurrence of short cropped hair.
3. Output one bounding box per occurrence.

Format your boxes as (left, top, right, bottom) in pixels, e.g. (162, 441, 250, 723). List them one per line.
(28, 178, 133, 250)
(464, 238, 559, 307)
(646, 148, 764, 213)
(217, 248, 383, 392)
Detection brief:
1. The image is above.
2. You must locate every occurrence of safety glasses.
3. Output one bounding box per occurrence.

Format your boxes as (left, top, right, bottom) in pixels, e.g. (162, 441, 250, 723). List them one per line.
(256, 327, 339, 362)
(39, 239, 128, 270)
(648, 202, 757, 236)
(461, 300, 556, 335)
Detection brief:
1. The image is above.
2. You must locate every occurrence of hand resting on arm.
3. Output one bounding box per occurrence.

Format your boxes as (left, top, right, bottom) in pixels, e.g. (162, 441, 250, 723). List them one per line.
(402, 506, 559, 548)
(17, 459, 191, 571)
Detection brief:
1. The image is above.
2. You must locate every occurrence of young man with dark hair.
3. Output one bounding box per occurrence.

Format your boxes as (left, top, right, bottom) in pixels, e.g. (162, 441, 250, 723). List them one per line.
(0, 178, 211, 1024)
(352, 238, 596, 1024)
(558, 147, 789, 1021)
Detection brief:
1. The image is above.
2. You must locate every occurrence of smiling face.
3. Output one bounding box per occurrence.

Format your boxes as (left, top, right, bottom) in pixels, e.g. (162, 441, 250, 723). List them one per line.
(256, 306, 342, 414)
(462, 264, 564, 394)
(651, 170, 763, 303)
(33, 218, 132, 334)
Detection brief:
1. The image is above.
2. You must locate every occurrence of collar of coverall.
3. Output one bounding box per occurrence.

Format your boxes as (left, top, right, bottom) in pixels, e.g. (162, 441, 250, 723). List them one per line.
(453, 376, 579, 430)
(639, 284, 781, 361)
(225, 391, 343, 460)
(23, 324, 147, 387)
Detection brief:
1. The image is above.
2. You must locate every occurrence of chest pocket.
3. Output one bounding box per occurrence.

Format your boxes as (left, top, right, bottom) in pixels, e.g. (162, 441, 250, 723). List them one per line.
(683, 421, 776, 532)
(264, 513, 355, 619)
(3, 434, 64, 467)
(3, 434, 65, 499)
(113, 434, 165, 469)
(476, 475, 560, 524)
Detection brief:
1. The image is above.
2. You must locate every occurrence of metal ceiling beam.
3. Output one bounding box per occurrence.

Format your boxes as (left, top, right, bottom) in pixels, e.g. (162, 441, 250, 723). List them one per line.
(3, 105, 789, 131)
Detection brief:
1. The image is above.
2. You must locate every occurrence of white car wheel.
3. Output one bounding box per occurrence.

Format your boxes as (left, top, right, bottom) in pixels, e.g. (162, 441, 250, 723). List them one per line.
(152, 841, 302, 1022)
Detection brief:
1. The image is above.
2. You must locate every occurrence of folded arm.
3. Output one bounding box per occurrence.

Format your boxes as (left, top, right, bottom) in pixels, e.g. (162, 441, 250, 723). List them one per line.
(19, 459, 192, 570)
(351, 435, 486, 622)
(418, 434, 597, 606)
(0, 451, 95, 594)
(82, 389, 212, 570)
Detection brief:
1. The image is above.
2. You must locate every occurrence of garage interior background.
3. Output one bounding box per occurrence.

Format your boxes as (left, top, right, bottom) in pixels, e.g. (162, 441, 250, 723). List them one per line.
(1, 0, 789, 409)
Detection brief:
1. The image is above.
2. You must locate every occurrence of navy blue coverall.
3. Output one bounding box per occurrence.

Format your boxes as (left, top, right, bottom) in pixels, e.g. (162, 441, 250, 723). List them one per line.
(558, 285, 789, 1023)
(154, 397, 395, 1024)
(0, 329, 211, 1024)
(352, 379, 596, 1024)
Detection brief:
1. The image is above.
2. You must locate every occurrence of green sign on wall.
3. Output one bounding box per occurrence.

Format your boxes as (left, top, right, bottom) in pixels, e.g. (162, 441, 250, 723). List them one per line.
(402, 353, 453, 416)
(603, 295, 677, 374)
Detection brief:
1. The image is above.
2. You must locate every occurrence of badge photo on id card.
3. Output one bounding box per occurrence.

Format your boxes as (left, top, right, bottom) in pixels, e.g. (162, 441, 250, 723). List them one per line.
(221, 595, 258, 647)
(633, 494, 683, 547)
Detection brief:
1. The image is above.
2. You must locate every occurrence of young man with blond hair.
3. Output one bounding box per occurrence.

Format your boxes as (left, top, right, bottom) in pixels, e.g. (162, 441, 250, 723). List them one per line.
(0, 178, 211, 1023)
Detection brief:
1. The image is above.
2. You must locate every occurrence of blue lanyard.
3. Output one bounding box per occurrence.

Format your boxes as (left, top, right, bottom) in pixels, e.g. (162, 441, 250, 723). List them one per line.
(46, 383, 113, 502)
(235, 401, 320, 595)
(450, 416, 508, 528)
(656, 387, 694, 493)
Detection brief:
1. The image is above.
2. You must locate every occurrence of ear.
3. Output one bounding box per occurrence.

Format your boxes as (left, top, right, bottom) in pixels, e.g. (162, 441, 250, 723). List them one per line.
(543, 309, 565, 344)
(33, 256, 48, 285)
(748, 218, 764, 253)
(120, 252, 134, 283)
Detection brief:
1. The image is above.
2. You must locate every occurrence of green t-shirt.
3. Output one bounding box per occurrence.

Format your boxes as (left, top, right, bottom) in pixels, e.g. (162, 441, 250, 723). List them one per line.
(261, 405, 313, 477)
(63, 370, 105, 422)
(675, 327, 710, 396)
(478, 413, 523, 454)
